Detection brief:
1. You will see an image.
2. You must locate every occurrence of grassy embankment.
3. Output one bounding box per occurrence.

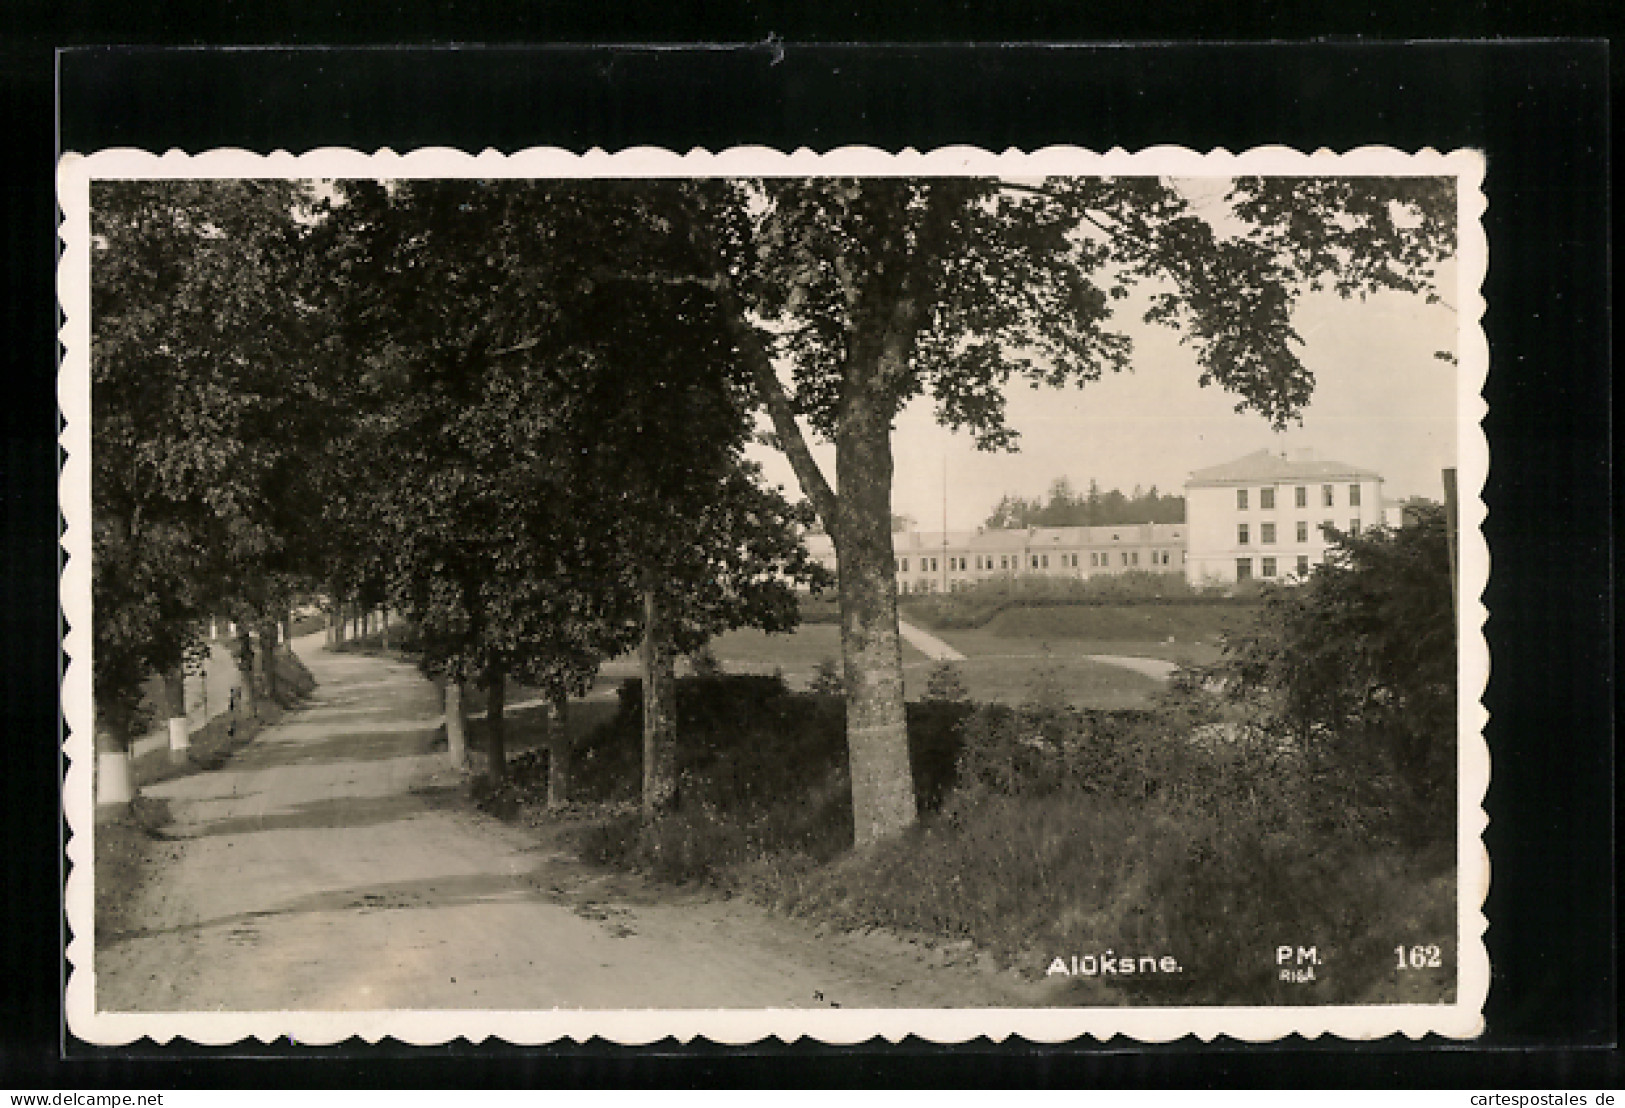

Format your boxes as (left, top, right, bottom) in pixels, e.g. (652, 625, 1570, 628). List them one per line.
(95, 650, 318, 941)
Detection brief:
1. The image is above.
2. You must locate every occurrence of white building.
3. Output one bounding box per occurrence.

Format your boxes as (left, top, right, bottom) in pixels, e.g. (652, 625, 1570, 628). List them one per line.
(803, 522, 1187, 594)
(1184, 448, 1388, 585)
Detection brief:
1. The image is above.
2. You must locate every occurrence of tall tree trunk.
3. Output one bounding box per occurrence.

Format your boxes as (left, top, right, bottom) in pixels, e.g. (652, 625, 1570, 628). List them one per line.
(163, 664, 190, 765)
(444, 680, 467, 767)
(257, 620, 280, 701)
(281, 614, 293, 656)
(641, 580, 678, 819)
(235, 631, 258, 719)
(546, 694, 571, 809)
(325, 605, 336, 647)
(728, 278, 921, 846)
(95, 713, 135, 812)
(834, 390, 918, 846)
(485, 668, 508, 783)
(381, 608, 392, 651)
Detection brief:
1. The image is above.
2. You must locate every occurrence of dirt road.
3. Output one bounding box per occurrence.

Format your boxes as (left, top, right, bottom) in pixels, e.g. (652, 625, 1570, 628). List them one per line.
(96, 636, 1047, 1012)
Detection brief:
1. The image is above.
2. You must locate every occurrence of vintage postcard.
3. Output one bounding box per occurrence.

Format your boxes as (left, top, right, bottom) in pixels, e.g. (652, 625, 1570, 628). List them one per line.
(60, 144, 1488, 1046)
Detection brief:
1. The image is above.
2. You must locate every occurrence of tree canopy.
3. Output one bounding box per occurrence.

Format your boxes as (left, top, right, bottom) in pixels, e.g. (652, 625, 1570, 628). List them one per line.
(88, 172, 1456, 839)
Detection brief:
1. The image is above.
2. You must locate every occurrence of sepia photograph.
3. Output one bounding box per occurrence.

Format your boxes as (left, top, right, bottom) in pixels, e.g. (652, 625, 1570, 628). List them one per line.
(59, 145, 1488, 1045)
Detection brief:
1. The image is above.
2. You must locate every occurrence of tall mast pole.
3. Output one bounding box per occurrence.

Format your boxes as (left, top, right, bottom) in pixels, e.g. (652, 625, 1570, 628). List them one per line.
(941, 454, 949, 594)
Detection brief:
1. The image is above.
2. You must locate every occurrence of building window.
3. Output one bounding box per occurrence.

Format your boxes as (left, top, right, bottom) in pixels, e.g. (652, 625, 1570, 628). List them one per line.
(1238, 523, 1250, 545)
(1121, 552, 1130, 566)
(1260, 487, 1275, 510)
(1261, 557, 1277, 578)
(1000, 556, 1008, 570)
(1090, 553, 1099, 567)
(1349, 518, 1360, 535)
(1236, 489, 1249, 510)
(1322, 484, 1335, 507)
(1322, 519, 1335, 536)
(1296, 555, 1310, 576)
(1295, 486, 1307, 508)
(1261, 523, 1276, 544)
(929, 557, 938, 572)
(1041, 554, 1049, 568)
(1349, 484, 1362, 507)
(1296, 521, 1308, 543)
(1236, 558, 1253, 580)
(1131, 552, 1139, 566)
(899, 581, 909, 595)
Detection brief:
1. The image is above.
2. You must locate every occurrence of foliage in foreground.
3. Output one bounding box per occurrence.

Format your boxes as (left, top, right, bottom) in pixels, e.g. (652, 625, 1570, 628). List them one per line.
(567, 684, 1453, 1005)
(561, 511, 1458, 1005)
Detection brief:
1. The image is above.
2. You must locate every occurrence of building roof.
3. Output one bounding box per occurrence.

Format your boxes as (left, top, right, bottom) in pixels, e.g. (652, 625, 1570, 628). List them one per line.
(1185, 448, 1382, 487)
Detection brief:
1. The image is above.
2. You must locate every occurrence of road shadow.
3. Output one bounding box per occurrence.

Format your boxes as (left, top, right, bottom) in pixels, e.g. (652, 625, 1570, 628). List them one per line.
(232, 727, 441, 770)
(100, 864, 570, 946)
(157, 783, 461, 840)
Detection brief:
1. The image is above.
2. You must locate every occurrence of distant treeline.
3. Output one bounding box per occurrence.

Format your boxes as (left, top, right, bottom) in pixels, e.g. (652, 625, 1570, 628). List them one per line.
(984, 478, 1186, 529)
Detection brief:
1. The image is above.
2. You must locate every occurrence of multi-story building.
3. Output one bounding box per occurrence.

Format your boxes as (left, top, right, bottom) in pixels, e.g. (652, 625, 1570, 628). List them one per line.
(1184, 448, 1388, 585)
(803, 521, 1187, 594)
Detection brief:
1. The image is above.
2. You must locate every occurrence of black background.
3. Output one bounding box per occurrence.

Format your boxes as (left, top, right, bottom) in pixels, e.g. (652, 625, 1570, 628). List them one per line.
(1, 11, 1615, 1089)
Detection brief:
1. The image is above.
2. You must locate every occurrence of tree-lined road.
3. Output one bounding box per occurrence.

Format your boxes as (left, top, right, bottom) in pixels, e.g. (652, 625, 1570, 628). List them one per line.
(96, 639, 1044, 1012)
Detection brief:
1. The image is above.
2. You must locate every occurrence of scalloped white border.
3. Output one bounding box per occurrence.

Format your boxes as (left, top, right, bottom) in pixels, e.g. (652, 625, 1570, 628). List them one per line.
(59, 144, 1489, 1047)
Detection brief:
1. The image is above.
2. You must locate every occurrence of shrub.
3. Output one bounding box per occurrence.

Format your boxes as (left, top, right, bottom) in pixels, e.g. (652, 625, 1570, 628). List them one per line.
(1192, 507, 1457, 847)
(687, 644, 725, 677)
(797, 592, 842, 624)
(808, 656, 845, 696)
(922, 660, 969, 703)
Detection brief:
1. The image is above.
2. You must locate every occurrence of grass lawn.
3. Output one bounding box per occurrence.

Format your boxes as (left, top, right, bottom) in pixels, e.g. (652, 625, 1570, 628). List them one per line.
(907, 650, 1167, 710)
(934, 627, 1224, 668)
(697, 624, 931, 687)
(976, 603, 1256, 651)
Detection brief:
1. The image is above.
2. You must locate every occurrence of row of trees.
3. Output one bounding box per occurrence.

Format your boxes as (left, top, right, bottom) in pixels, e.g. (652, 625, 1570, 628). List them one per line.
(984, 477, 1186, 529)
(91, 173, 1455, 845)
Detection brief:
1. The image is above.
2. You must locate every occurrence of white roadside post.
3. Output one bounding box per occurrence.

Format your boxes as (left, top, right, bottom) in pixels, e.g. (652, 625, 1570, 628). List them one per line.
(95, 720, 134, 812)
(164, 663, 190, 764)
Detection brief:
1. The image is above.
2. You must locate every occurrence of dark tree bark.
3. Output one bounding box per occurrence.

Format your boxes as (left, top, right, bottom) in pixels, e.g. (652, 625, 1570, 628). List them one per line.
(444, 680, 467, 766)
(546, 694, 571, 809)
(256, 619, 281, 700)
(640, 581, 678, 819)
(484, 668, 508, 783)
(234, 630, 258, 718)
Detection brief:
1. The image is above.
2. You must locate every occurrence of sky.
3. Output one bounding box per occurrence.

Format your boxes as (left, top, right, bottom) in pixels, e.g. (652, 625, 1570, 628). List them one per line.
(745, 264, 1461, 532)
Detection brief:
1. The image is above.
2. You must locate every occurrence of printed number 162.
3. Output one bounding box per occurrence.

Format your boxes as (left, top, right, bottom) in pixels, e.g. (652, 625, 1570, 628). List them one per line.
(1395, 944, 1443, 969)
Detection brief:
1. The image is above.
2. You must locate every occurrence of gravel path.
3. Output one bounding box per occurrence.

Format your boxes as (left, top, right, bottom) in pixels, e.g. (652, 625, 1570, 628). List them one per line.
(94, 634, 1047, 1013)
(895, 618, 967, 662)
